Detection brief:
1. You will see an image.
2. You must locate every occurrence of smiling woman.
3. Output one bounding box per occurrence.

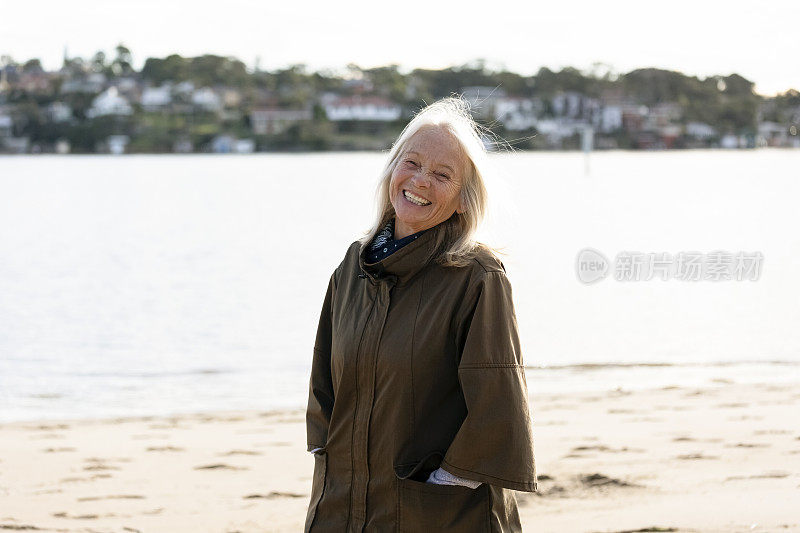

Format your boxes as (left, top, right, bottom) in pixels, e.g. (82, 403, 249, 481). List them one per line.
(389, 125, 467, 238)
(305, 97, 538, 532)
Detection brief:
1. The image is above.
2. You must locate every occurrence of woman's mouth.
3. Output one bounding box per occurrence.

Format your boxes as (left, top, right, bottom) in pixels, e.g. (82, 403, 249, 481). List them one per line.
(403, 190, 431, 206)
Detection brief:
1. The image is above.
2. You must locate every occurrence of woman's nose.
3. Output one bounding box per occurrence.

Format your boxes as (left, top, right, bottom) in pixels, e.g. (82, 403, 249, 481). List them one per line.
(410, 169, 430, 187)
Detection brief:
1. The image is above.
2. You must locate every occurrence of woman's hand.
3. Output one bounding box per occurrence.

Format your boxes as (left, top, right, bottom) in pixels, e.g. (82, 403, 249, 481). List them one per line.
(425, 467, 482, 489)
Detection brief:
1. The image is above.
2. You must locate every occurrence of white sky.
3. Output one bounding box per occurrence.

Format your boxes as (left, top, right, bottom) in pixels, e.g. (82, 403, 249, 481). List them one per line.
(3, 0, 798, 96)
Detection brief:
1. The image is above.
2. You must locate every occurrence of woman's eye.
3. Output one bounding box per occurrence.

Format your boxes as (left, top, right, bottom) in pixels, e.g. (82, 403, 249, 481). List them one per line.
(436, 172, 450, 180)
(405, 159, 419, 167)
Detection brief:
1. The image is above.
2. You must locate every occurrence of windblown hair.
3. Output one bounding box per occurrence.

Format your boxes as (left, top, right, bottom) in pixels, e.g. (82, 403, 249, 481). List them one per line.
(360, 97, 492, 267)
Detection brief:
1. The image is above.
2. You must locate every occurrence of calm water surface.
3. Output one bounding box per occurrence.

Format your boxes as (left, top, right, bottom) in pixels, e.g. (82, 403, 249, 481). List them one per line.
(1, 150, 798, 421)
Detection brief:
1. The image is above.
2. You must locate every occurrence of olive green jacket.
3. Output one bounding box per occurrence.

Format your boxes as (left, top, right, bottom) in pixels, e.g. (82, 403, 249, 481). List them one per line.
(305, 224, 538, 532)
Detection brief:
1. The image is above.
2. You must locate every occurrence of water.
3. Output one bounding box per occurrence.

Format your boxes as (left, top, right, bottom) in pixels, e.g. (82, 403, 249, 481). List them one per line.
(1, 150, 799, 422)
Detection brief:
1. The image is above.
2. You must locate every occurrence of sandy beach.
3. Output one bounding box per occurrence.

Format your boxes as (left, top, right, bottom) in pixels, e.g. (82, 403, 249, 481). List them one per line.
(1, 380, 798, 533)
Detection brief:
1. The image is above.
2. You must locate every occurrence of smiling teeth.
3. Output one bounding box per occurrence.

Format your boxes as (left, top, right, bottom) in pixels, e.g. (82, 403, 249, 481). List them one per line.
(404, 190, 431, 206)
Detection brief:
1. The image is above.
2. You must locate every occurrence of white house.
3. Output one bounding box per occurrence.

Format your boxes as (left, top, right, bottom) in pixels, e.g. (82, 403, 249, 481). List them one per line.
(210, 134, 254, 153)
(596, 105, 623, 133)
(0, 114, 13, 138)
(720, 134, 743, 149)
(141, 84, 173, 111)
(685, 122, 717, 139)
(192, 87, 222, 112)
(251, 107, 313, 135)
(493, 97, 541, 131)
(61, 72, 106, 94)
(46, 102, 73, 123)
(86, 87, 133, 118)
(757, 121, 789, 147)
(107, 135, 129, 155)
(535, 118, 586, 145)
(323, 96, 401, 121)
(551, 92, 584, 118)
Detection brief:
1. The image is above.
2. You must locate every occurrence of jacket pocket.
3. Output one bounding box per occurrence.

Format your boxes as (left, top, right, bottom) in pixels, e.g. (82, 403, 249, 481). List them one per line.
(396, 465, 490, 533)
(304, 448, 327, 532)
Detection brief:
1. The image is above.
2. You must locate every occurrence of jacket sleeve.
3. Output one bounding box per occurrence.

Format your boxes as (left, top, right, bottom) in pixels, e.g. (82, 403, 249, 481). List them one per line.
(305, 271, 336, 452)
(440, 269, 538, 492)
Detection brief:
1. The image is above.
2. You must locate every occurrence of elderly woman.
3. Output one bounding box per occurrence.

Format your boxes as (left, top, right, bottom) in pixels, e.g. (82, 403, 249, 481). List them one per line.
(305, 97, 537, 532)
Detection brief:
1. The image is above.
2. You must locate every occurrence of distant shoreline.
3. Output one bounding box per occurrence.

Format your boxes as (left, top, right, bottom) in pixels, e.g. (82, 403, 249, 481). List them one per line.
(2, 146, 799, 157)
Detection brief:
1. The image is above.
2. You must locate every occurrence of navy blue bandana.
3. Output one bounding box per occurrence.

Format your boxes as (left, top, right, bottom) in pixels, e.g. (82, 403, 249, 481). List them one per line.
(365, 219, 427, 264)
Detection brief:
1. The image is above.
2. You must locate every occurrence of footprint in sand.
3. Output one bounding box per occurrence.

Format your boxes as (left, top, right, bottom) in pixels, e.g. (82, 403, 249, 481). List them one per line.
(725, 471, 789, 481)
(683, 390, 707, 397)
(26, 424, 70, 431)
(725, 442, 770, 448)
(146, 446, 185, 452)
(42, 447, 76, 453)
(676, 453, 719, 460)
(612, 526, 680, 533)
(194, 463, 248, 471)
(60, 474, 114, 483)
(244, 491, 306, 499)
(53, 511, 108, 519)
(528, 483, 567, 499)
(34, 488, 63, 495)
(83, 464, 121, 472)
(219, 450, 262, 456)
(572, 445, 644, 454)
(579, 473, 642, 488)
(77, 495, 145, 502)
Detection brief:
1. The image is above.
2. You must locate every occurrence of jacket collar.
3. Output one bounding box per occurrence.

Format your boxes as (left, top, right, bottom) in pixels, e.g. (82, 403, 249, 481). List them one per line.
(359, 220, 440, 286)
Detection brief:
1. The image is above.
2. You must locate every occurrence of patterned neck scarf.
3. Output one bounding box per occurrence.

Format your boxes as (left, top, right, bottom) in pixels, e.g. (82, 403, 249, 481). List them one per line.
(365, 218, 427, 264)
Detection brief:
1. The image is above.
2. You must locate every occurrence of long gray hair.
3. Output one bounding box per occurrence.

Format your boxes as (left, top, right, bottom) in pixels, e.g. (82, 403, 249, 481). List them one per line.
(360, 97, 492, 267)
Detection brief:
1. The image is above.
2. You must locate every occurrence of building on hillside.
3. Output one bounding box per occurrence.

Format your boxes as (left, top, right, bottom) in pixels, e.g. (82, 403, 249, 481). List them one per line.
(192, 87, 223, 113)
(322, 95, 401, 121)
(46, 102, 73, 123)
(0, 114, 13, 138)
(757, 122, 789, 147)
(61, 72, 106, 94)
(106, 135, 129, 155)
(141, 84, 173, 111)
(250, 107, 313, 135)
(210, 135, 255, 153)
(86, 87, 133, 118)
(685, 122, 717, 140)
(596, 105, 623, 133)
(493, 97, 542, 131)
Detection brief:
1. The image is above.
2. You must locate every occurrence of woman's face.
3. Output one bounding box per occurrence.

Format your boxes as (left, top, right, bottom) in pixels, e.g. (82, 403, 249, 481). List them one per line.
(389, 125, 466, 239)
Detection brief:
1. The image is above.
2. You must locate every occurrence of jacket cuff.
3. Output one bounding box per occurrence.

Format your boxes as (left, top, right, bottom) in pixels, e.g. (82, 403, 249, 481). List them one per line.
(441, 458, 538, 492)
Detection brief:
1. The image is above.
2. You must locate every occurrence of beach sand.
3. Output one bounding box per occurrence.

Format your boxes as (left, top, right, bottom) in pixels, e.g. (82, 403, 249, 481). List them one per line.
(1, 381, 798, 533)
